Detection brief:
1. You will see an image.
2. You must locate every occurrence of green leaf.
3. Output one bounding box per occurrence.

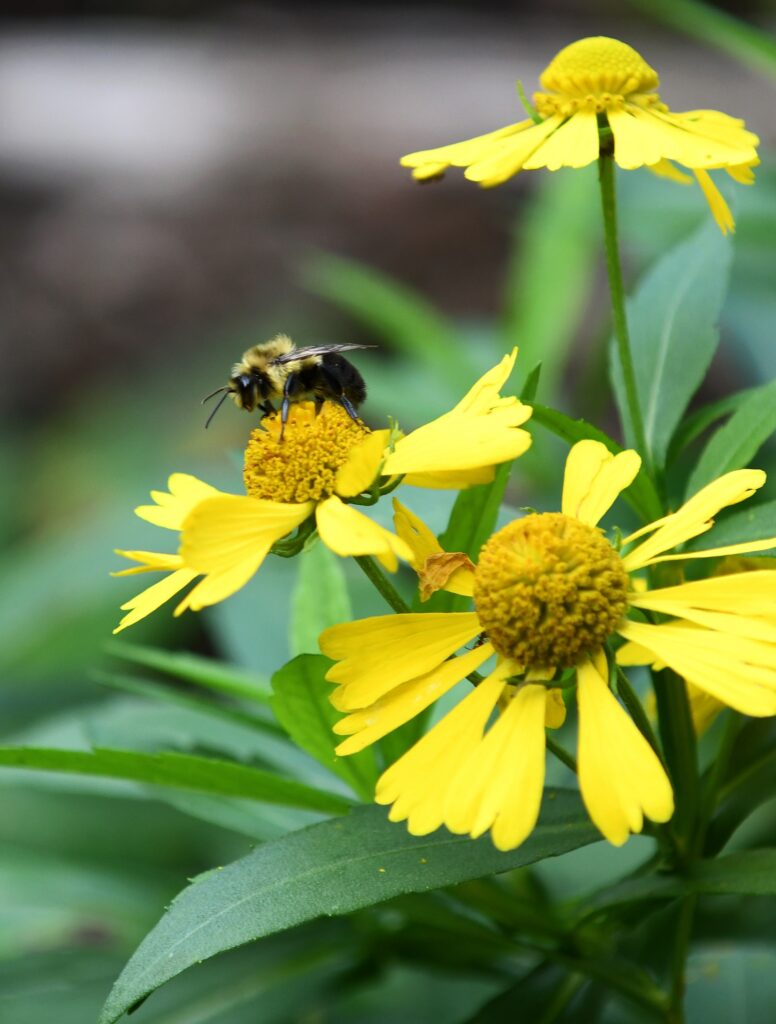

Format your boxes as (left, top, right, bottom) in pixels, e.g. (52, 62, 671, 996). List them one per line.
(302, 254, 473, 389)
(271, 655, 377, 801)
(584, 849, 776, 915)
(530, 404, 663, 522)
(685, 500, 776, 557)
(0, 747, 353, 815)
(520, 363, 542, 403)
(610, 220, 732, 468)
(503, 167, 600, 401)
(289, 541, 352, 656)
(685, 378, 776, 497)
(99, 792, 597, 1024)
(666, 387, 758, 465)
(106, 641, 272, 705)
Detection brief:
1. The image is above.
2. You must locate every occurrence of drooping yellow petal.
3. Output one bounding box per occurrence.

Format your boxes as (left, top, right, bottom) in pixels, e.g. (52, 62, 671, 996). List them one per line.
(687, 682, 724, 735)
(577, 659, 674, 846)
(114, 567, 198, 633)
(375, 673, 506, 836)
(444, 681, 548, 851)
(617, 620, 776, 716)
(464, 117, 564, 186)
(522, 110, 599, 170)
(726, 162, 757, 185)
(694, 169, 734, 235)
(182, 495, 313, 572)
(135, 474, 221, 530)
(315, 495, 412, 573)
(657, 108, 759, 154)
(112, 550, 184, 576)
(630, 572, 776, 614)
(392, 498, 443, 570)
(321, 611, 481, 708)
(561, 440, 641, 526)
(401, 122, 533, 175)
(622, 469, 766, 570)
(333, 643, 494, 755)
(545, 688, 567, 729)
(334, 429, 390, 499)
(383, 404, 532, 476)
(644, 539, 776, 565)
(647, 159, 693, 185)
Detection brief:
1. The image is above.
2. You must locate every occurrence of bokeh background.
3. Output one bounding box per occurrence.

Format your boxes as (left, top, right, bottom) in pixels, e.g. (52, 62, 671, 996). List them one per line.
(2, 2, 775, 1021)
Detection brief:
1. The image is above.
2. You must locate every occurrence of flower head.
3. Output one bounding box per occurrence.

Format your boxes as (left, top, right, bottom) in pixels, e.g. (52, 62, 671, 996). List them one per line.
(401, 36, 759, 234)
(320, 440, 776, 851)
(113, 352, 532, 632)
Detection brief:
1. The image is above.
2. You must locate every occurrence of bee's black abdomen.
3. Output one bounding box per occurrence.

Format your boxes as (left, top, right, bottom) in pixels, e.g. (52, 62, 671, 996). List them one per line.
(320, 352, 367, 406)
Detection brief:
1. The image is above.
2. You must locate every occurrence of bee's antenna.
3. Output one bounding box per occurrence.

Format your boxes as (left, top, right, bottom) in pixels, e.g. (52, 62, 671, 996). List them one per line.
(204, 391, 230, 429)
(202, 385, 229, 404)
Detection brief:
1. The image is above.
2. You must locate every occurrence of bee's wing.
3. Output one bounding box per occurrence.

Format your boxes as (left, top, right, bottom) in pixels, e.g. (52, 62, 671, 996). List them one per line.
(270, 344, 376, 365)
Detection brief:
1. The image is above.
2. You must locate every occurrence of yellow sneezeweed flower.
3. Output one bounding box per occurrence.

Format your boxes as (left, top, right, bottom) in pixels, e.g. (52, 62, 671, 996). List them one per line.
(401, 36, 759, 234)
(320, 440, 776, 852)
(113, 351, 532, 632)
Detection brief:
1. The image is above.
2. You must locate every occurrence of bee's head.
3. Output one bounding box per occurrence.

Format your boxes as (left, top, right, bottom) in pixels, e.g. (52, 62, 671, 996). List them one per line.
(230, 370, 271, 411)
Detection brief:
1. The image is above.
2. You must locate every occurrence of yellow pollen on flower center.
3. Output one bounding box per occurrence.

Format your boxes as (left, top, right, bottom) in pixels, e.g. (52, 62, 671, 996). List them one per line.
(534, 36, 660, 118)
(472, 513, 629, 670)
(243, 401, 369, 504)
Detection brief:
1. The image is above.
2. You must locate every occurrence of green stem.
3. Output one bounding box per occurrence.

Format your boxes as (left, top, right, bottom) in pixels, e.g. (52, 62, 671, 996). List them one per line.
(615, 666, 663, 759)
(547, 736, 577, 774)
(354, 555, 411, 614)
(668, 894, 697, 1024)
(652, 669, 700, 865)
(598, 152, 651, 469)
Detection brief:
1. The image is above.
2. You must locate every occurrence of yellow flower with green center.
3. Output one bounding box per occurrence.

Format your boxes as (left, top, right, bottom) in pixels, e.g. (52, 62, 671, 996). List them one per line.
(320, 440, 776, 851)
(113, 351, 532, 632)
(401, 36, 759, 234)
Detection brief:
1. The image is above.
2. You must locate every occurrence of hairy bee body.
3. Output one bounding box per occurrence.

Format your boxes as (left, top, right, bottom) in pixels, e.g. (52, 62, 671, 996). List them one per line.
(204, 333, 371, 431)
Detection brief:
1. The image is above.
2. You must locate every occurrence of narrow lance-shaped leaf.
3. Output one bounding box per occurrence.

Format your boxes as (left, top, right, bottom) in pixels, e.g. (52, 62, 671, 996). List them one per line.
(271, 654, 378, 801)
(100, 792, 598, 1024)
(610, 220, 731, 468)
(0, 747, 353, 815)
(685, 378, 776, 497)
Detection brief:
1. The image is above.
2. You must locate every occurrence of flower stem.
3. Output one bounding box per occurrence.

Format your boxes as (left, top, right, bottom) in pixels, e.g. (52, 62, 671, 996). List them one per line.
(546, 735, 577, 774)
(598, 152, 651, 469)
(668, 894, 697, 1024)
(652, 668, 700, 866)
(354, 555, 411, 614)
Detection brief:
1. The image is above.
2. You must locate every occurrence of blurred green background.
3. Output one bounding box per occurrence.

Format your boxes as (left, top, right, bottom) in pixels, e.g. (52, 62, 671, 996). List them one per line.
(2, 1, 776, 1021)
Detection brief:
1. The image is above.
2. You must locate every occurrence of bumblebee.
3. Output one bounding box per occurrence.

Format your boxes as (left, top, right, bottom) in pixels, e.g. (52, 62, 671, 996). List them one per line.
(203, 334, 373, 431)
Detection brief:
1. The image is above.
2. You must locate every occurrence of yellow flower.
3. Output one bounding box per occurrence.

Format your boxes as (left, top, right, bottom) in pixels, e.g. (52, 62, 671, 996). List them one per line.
(320, 440, 776, 851)
(401, 36, 759, 234)
(113, 351, 532, 632)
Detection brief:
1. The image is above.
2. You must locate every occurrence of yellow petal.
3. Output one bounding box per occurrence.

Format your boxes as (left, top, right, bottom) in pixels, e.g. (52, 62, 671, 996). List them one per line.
(726, 161, 757, 185)
(402, 466, 496, 489)
(334, 429, 390, 498)
(622, 469, 766, 571)
(383, 405, 532, 476)
(645, 538, 776, 565)
(647, 159, 693, 184)
(545, 688, 567, 729)
(522, 110, 599, 171)
(114, 567, 198, 633)
(464, 117, 564, 186)
(315, 495, 412, 573)
(617, 620, 776, 716)
(321, 611, 481, 708)
(694, 169, 734, 235)
(392, 498, 442, 570)
(444, 681, 547, 851)
(577, 659, 674, 846)
(375, 673, 506, 836)
(112, 549, 184, 576)
(136, 473, 220, 530)
(561, 440, 641, 526)
(401, 122, 532, 173)
(687, 681, 725, 735)
(630, 571, 776, 614)
(450, 350, 518, 415)
(333, 643, 494, 755)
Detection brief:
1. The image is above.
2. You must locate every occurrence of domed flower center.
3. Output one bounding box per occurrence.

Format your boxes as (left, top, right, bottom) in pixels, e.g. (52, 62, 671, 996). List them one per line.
(473, 513, 629, 670)
(534, 36, 661, 118)
(243, 401, 369, 504)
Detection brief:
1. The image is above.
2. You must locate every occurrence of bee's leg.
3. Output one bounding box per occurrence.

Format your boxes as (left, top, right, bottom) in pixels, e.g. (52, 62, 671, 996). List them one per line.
(279, 373, 298, 440)
(319, 364, 361, 424)
(259, 401, 274, 417)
